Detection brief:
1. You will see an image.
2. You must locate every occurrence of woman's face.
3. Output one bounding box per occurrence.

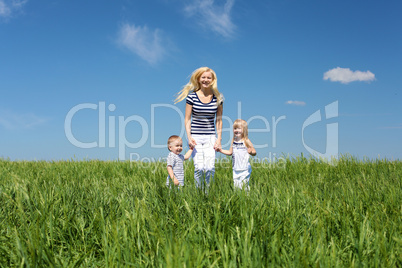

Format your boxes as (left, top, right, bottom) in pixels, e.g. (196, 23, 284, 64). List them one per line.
(198, 71, 213, 90)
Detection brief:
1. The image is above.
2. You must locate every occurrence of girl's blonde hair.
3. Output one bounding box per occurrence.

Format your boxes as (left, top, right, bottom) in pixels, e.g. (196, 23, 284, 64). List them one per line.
(233, 119, 252, 148)
(175, 67, 223, 105)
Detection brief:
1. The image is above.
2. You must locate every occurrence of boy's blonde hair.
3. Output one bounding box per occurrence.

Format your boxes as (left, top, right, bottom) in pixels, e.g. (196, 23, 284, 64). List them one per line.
(167, 135, 181, 151)
(233, 119, 252, 148)
(175, 67, 223, 105)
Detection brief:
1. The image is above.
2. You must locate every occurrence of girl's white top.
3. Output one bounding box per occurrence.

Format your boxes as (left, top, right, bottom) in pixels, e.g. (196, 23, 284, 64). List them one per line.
(232, 140, 251, 171)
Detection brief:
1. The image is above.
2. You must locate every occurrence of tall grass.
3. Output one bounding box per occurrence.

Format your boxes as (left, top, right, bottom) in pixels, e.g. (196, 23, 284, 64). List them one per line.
(0, 156, 401, 267)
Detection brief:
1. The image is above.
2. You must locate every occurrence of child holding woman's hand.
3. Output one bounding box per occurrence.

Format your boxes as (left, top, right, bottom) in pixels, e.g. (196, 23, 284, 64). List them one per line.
(166, 135, 193, 187)
(218, 119, 256, 190)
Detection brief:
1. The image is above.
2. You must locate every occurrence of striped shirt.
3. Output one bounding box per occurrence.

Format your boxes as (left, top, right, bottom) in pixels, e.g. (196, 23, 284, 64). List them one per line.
(186, 92, 221, 135)
(166, 152, 185, 186)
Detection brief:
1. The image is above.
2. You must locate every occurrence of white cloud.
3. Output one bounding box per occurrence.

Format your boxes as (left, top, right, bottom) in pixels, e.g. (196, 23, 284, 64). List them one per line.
(11, 0, 27, 8)
(323, 67, 375, 84)
(184, 0, 236, 38)
(286, 100, 306, 106)
(0, 1, 11, 17)
(0, 0, 28, 19)
(379, 123, 402, 129)
(0, 111, 48, 130)
(117, 23, 167, 65)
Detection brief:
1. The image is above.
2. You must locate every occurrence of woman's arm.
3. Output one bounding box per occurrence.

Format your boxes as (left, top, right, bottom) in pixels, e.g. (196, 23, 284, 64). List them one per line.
(214, 104, 223, 151)
(185, 103, 196, 148)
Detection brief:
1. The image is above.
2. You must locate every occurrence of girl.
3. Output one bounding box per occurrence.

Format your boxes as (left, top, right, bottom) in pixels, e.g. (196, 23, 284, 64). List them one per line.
(175, 67, 223, 189)
(218, 119, 256, 190)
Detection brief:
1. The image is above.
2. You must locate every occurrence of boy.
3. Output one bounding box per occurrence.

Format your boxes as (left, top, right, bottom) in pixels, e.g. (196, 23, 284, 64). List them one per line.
(166, 135, 193, 187)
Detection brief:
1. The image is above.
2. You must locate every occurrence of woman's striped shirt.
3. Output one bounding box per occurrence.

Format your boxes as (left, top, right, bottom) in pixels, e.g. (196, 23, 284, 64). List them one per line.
(186, 92, 221, 135)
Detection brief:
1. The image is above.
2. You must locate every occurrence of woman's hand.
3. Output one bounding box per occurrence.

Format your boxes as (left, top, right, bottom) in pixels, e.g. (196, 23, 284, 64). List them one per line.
(214, 139, 221, 152)
(188, 136, 197, 149)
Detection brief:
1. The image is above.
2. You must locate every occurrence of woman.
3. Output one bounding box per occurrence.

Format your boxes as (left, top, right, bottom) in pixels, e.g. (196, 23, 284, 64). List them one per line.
(175, 67, 223, 189)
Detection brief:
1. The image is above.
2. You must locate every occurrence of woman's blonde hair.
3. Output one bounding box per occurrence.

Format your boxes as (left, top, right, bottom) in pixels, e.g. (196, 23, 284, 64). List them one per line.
(175, 67, 223, 105)
(233, 119, 252, 148)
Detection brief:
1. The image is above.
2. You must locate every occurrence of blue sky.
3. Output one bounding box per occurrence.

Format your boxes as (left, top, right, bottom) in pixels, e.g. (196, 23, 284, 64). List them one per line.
(1, 0, 401, 161)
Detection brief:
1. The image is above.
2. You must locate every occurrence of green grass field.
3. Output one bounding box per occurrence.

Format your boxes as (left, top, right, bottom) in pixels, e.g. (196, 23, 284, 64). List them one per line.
(0, 156, 401, 267)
